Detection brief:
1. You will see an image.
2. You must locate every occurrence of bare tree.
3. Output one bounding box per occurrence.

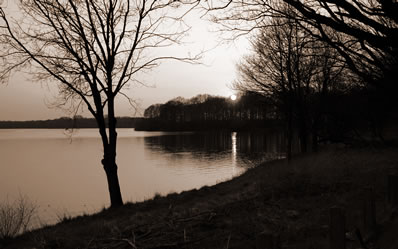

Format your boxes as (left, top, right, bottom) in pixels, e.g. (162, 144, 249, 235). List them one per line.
(234, 5, 350, 156)
(281, 0, 398, 85)
(205, 0, 397, 87)
(0, 0, 200, 207)
(234, 8, 316, 159)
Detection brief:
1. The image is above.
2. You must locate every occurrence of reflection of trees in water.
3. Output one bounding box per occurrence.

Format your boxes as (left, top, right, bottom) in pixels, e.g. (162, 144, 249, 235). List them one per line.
(235, 131, 287, 166)
(144, 132, 232, 153)
(144, 131, 287, 166)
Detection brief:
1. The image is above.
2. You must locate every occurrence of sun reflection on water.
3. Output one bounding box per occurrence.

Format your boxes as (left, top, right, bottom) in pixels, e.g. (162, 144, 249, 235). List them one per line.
(231, 132, 237, 175)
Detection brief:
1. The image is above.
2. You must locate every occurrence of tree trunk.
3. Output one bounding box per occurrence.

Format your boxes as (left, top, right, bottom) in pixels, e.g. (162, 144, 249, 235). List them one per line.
(311, 115, 321, 152)
(299, 126, 308, 153)
(312, 129, 319, 152)
(286, 106, 293, 162)
(297, 105, 308, 153)
(95, 104, 123, 208)
(104, 96, 123, 208)
(102, 154, 123, 207)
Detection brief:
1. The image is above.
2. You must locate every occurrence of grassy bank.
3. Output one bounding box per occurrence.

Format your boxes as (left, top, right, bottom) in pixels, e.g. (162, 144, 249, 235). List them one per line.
(3, 145, 398, 249)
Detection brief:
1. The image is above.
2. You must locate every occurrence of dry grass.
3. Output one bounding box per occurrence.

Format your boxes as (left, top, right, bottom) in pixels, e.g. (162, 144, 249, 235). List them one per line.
(0, 194, 36, 242)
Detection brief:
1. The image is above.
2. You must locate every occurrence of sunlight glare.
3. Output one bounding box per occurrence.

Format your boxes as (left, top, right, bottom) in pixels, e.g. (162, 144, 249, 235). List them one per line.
(230, 94, 237, 101)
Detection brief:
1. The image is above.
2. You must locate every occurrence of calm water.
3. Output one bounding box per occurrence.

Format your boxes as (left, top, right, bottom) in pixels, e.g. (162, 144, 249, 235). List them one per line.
(0, 129, 285, 225)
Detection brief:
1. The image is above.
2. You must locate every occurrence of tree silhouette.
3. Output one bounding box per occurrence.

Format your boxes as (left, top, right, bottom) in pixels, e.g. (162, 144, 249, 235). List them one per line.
(281, 0, 398, 87)
(206, 0, 397, 89)
(235, 7, 313, 158)
(233, 4, 353, 155)
(0, 0, 199, 207)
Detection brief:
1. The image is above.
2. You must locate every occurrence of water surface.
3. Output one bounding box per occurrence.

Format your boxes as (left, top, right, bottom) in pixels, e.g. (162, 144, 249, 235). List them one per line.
(0, 129, 285, 224)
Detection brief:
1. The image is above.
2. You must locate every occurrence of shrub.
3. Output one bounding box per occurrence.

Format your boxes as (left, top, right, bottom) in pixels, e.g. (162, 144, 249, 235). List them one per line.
(0, 195, 36, 241)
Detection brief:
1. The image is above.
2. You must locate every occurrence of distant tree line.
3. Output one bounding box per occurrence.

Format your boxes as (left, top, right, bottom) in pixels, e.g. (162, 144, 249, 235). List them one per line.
(0, 116, 144, 129)
(136, 93, 282, 131)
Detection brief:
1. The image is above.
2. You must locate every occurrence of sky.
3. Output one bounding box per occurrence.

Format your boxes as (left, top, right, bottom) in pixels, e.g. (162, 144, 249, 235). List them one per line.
(0, 1, 250, 121)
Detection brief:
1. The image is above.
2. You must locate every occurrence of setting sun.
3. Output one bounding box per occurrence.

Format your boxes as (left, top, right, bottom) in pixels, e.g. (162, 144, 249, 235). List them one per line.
(230, 94, 237, 101)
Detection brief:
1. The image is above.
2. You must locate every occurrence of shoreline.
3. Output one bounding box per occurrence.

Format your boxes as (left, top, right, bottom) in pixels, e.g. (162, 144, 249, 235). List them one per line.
(4, 144, 398, 248)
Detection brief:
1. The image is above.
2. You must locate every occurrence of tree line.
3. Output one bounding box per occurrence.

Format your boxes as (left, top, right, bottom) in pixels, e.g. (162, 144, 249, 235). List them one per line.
(137, 93, 281, 131)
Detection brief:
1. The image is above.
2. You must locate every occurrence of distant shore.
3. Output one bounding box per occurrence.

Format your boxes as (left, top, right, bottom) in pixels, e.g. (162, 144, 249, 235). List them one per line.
(0, 117, 143, 129)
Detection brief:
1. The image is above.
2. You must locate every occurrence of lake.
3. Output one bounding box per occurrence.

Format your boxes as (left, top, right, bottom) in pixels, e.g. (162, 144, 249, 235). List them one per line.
(0, 129, 285, 225)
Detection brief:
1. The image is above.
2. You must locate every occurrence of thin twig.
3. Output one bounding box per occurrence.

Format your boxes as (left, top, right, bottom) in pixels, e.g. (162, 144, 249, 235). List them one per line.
(226, 233, 231, 249)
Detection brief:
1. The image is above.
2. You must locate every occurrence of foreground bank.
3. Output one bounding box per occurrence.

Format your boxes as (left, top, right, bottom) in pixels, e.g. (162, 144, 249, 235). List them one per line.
(3, 145, 398, 249)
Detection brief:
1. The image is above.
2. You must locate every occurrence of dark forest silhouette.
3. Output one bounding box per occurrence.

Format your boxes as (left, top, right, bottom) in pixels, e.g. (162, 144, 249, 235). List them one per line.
(206, 0, 398, 160)
(139, 90, 396, 148)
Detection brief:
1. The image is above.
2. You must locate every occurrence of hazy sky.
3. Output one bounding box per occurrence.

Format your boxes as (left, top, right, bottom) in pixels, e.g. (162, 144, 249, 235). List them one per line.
(0, 1, 250, 121)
